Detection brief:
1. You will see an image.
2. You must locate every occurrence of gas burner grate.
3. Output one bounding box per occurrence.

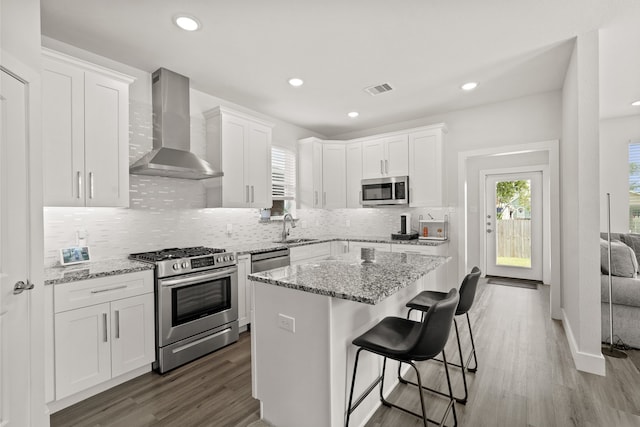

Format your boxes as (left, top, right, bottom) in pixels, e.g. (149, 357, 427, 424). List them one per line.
(130, 246, 226, 262)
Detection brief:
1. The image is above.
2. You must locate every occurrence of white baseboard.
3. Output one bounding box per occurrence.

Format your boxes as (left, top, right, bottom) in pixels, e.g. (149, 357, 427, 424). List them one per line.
(562, 309, 606, 376)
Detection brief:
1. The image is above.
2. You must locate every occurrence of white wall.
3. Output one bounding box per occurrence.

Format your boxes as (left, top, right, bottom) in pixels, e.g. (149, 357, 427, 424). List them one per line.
(561, 32, 603, 374)
(599, 115, 640, 232)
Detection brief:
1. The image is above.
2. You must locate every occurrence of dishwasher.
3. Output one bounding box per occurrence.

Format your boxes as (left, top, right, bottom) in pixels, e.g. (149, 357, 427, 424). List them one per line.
(251, 247, 291, 273)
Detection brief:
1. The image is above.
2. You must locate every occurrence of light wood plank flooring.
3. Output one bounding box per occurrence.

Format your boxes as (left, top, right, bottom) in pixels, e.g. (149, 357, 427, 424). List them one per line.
(51, 281, 640, 427)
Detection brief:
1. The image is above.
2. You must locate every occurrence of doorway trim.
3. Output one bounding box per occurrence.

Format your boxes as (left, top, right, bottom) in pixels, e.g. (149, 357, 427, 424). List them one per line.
(479, 165, 549, 284)
(457, 140, 560, 320)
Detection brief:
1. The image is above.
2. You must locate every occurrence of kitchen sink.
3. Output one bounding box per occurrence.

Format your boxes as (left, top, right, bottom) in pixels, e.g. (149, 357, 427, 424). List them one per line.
(273, 238, 318, 244)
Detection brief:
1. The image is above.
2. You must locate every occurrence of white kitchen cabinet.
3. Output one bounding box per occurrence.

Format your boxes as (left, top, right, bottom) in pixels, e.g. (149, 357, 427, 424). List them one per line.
(347, 241, 391, 254)
(330, 241, 349, 256)
(290, 242, 332, 266)
(322, 143, 346, 209)
(345, 142, 363, 208)
(42, 49, 133, 207)
(205, 106, 274, 208)
(408, 125, 447, 207)
(391, 243, 449, 291)
(361, 134, 408, 179)
(237, 254, 251, 328)
(297, 139, 346, 209)
(53, 270, 154, 401)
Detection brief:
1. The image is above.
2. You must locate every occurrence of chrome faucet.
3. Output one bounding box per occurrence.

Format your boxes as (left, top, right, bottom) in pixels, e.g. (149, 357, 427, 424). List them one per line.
(282, 213, 296, 241)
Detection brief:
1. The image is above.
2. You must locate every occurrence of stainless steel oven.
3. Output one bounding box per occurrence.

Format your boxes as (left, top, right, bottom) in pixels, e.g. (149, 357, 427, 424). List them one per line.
(130, 247, 239, 373)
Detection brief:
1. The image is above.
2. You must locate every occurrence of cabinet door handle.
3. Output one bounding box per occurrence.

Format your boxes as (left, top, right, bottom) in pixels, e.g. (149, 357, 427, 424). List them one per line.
(251, 185, 255, 203)
(115, 310, 120, 339)
(245, 185, 250, 203)
(385, 160, 388, 174)
(89, 172, 94, 199)
(314, 191, 318, 206)
(77, 171, 82, 199)
(359, 190, 362, 205)
(91, 285, 127, 294)
(103, 313, 108, 342)
(380, 160, 384, 175)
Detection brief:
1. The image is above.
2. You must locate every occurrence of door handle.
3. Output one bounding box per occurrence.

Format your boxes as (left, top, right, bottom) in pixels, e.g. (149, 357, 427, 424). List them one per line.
(251, 185, 255, 203)
(103, 313, 108, 342)
(380, 160, 384, 175)
(13, 280, 34, 295)
(245, 185, 250, 203)
(115, 310, 120, 339)
(89, 172, 94, 199)
(77, 171, 82, 199)
(385, 159, 388, 174)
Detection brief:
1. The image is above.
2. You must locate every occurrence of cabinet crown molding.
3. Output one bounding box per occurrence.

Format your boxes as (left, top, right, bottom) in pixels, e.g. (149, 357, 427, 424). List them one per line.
(42, 47, 135, 84)
(203, 105, 274, 128)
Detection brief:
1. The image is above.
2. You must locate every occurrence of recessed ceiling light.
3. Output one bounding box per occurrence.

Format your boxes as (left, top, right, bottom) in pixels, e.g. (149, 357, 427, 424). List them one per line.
(174, 15, 201, 31)
(348, 112, 359, 118)
(632, 100, 640, 107)
(461, 82, 478, 91)
(288, 78, 304, 87)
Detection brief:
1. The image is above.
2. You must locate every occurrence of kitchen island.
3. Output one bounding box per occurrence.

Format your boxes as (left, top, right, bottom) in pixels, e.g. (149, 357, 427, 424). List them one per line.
(248, 251, 450, 427)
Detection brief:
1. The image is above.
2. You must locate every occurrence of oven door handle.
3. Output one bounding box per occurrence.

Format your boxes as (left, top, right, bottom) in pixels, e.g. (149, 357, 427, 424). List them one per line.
(159, 267, 238, 288)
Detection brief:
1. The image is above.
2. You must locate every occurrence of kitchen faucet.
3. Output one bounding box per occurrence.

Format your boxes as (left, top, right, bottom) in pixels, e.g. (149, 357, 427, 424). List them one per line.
(282, 213, 296, 241)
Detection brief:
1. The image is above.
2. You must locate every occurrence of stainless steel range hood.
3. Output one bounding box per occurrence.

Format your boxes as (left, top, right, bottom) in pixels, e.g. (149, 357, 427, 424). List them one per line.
(129, 68, 222, 180)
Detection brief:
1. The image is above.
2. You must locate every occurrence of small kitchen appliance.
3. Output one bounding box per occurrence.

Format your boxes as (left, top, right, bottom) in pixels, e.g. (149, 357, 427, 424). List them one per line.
(130, 246, 238, 373)
(391, 213, 419, 240)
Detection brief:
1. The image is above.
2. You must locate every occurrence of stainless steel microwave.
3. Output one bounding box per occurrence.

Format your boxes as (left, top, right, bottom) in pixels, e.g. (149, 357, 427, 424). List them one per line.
(361, 176, 409, 206)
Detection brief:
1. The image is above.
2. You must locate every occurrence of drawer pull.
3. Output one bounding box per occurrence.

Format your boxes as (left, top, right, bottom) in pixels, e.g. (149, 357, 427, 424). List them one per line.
(91, 285, 127, 294)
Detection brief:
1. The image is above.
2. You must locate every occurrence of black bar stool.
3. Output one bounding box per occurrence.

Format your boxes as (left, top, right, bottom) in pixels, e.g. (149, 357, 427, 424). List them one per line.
(345, 289, 459, 427)
(400, 267, 481, 405)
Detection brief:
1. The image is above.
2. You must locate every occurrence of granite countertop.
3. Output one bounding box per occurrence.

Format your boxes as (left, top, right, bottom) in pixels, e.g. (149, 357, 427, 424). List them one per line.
(248, 251, 451, 305)
(228, 235, 448, 256)
(44, 258, 154, 285)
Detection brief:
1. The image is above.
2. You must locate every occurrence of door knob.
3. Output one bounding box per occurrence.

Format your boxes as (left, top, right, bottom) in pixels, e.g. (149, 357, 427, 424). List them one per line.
(13, 280, 34, 295)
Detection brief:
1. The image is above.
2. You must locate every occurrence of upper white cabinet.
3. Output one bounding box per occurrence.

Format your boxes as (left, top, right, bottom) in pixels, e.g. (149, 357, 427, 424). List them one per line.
(345, 142, 363, 208)
(205, 106, 274, 208)
(297, 138, 346, 209)
(42, 49, 133, 207)
(408, 124, 447, 207)
(361, 134, 408, 179)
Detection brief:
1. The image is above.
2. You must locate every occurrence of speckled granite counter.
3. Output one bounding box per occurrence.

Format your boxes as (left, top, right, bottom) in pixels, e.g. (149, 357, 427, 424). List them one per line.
(44, 259, 154, 285)
(248, 251, 450, 304)
(228, 235, 447, 256)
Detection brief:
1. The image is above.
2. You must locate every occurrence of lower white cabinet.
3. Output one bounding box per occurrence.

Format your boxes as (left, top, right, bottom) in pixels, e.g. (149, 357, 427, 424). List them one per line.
(237, 254, 252, 328)
(53, 270, 154, 401)
(290, 242, 331, 266)
(391, 243, 449, 291)
(347, 241, 391, 254)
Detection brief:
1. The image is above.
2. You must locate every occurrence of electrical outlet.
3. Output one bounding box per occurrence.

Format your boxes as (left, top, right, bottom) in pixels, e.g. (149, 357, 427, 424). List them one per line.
(278, 313, 295, 333)
(226, 224, 232, 235)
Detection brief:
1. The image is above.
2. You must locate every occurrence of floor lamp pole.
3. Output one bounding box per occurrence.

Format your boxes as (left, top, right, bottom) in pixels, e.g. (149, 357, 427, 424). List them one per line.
(602, 193, 627, 358)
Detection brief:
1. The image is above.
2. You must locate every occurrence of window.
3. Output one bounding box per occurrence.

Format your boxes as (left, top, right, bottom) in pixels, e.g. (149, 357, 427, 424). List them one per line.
(271, 146, 296, 217)
(629, 142, 640, 232)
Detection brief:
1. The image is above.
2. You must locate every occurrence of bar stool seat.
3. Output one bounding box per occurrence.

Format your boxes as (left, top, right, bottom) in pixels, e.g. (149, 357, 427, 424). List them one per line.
(345, 289, 460, 427)
(402, 267, 481, 405)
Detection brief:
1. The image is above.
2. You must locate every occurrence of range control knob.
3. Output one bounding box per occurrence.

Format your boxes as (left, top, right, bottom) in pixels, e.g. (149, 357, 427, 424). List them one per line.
(223, 256, 229, 262)
(182, 261, 189, 269)
(216, 257, 223, 263)
(229, 254, 234, 261)
(172, 263, 180, 271)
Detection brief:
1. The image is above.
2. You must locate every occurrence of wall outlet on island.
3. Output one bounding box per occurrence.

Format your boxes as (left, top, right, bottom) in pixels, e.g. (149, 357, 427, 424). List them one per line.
(278, 313, 295, 333)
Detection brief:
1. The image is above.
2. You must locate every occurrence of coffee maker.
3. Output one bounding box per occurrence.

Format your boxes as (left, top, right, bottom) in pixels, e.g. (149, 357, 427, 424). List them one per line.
(392, 213, 418, 240)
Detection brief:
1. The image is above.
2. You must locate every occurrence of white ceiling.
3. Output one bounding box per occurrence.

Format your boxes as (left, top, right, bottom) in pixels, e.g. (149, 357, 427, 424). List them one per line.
(40, 0, 640, 137)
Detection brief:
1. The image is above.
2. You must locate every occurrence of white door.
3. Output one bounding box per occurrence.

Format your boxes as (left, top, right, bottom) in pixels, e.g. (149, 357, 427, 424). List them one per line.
(0, 68, 33, 425)
(485, 172, 543, 281)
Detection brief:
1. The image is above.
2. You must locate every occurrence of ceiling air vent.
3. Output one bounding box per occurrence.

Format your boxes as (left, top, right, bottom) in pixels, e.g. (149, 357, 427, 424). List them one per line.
(364, 83, 394, 96)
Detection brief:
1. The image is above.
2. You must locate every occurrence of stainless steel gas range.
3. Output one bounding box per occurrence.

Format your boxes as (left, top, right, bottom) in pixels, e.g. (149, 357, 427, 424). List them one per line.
(130, 247, 239, 373)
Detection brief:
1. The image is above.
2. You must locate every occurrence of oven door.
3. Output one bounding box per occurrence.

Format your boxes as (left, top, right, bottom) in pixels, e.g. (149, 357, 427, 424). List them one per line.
(158, 266, 238, 347)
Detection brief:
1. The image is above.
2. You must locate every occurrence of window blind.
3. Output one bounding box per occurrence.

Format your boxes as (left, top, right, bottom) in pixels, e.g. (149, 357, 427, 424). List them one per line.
(272, 146, 296, 200)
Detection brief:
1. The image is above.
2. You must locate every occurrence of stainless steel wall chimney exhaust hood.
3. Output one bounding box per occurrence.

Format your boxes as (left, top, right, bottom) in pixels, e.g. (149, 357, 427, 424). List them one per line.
(129, 68, 223, 180)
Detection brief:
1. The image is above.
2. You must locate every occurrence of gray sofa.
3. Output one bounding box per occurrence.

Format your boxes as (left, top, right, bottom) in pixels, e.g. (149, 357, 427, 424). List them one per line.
(601, 232, 640, 348)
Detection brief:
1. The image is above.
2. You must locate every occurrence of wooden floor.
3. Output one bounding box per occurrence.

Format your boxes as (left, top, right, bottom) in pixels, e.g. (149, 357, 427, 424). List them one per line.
(51, 281, 640, 427)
